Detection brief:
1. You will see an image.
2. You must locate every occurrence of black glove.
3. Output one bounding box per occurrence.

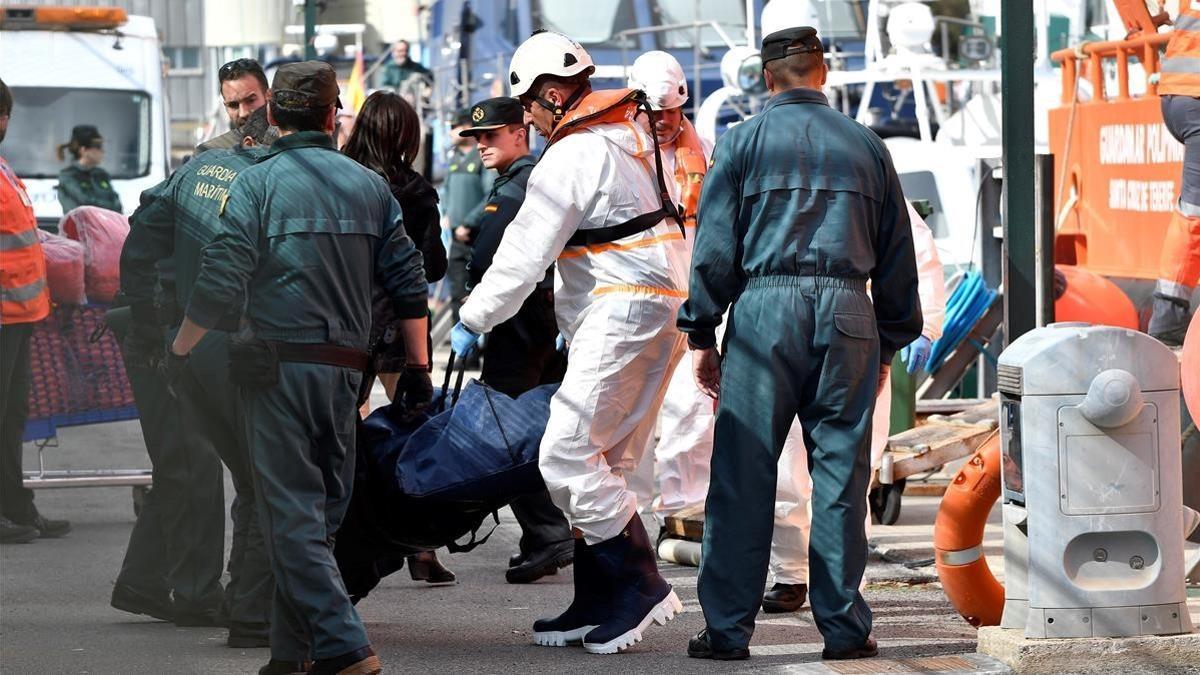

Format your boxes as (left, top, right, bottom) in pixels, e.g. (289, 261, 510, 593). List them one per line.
(393, 365, 434, 423)
(159, 349, 189, 398)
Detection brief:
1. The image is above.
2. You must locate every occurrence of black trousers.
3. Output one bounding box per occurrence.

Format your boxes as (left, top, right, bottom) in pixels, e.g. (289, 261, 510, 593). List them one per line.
(0, 322, 36, 522)
(109, 310, 225, 612)
(481, 289, 572, 553)
(447, 241, 473, 323)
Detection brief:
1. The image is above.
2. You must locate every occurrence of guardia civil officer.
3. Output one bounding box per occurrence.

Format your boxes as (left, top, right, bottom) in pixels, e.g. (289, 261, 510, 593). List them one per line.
(678, 27, 922, 661)
(56, 124, 122, 213)
(117, 106, 279, 648)
(444, 108, 495, 326)
(169, 61, 432, 675)
(459, 97, 574, 584)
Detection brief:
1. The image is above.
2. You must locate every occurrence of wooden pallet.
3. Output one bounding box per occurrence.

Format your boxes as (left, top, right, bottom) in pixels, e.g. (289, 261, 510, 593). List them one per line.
(883, 398, 999, 483)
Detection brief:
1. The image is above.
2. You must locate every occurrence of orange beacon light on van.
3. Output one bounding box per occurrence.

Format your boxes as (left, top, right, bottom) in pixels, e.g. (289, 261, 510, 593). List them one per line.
(0, 6, 128, 31)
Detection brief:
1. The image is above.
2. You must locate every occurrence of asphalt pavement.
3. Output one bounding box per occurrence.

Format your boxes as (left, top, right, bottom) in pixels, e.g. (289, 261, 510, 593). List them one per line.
(2, 392, 1004, 674)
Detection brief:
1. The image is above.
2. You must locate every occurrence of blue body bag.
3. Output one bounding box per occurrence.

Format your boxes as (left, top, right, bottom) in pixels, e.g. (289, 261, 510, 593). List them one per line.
(335, 358, 558, 600)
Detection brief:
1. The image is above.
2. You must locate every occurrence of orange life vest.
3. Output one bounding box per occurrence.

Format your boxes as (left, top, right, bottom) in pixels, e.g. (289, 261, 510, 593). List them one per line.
(546, 89, 684, 248)
(0, 157, 50, 325)
(673, 118, 707, 229)
(1160, 7, 1200, 96)
(546, 88, 643, 149)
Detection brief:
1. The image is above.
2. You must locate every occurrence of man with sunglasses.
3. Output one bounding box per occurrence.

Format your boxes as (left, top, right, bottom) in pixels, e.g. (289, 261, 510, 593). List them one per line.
(197, 58, 269, 153)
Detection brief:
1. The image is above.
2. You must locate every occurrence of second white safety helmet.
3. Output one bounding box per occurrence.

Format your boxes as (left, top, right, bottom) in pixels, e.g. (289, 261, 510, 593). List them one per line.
(508, 30, 594, 98)
(627, 50, 688, 110)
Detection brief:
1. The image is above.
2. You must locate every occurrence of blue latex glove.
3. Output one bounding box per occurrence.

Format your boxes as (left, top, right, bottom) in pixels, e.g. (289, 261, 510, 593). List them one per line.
(555, 334, 566, 353)
(901, 335, 933, 374)
(450, 322, 481, 359)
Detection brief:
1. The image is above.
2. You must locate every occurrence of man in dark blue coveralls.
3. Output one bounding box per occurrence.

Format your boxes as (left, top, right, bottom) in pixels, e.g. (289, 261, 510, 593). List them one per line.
(169, 62, 432, 675)
(118, 106, 278, 648)
(678, 27, 922, 662)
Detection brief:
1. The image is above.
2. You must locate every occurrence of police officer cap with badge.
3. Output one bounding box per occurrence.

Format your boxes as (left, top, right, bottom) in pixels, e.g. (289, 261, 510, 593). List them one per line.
(457, 97, 526, 137)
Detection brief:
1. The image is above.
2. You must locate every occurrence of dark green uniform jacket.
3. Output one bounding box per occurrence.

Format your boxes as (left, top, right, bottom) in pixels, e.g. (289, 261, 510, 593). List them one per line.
(467, 155, 542, 288)
(380, 58, 432, 89)
(186, 131, 428, 350)
(677, 87, 922, 363)
(58, 163, 122, 213)
(119, 146, 261, 328)
(443, 146, 493, 233)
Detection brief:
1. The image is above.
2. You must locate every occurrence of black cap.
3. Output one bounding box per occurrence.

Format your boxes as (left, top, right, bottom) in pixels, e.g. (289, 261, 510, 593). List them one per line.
(761, 26, 822, 64)
(70, 125, 103, 147)
(458, 97, 525, 137)
(271, 60, 342, 109)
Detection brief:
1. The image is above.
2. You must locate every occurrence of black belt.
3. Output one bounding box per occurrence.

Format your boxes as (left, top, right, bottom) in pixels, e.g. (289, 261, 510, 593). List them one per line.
(267, 341, 370, 371)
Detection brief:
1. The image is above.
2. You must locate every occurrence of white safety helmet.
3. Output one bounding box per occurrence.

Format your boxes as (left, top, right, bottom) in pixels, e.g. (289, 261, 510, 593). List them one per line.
(627, 50, 688, 111)
(508, 30, 594, 98)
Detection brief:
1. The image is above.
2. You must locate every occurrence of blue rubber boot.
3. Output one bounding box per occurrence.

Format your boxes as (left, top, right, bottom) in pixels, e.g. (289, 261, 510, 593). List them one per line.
(532, 538, 608, 646)
(582, 516, 682, 654)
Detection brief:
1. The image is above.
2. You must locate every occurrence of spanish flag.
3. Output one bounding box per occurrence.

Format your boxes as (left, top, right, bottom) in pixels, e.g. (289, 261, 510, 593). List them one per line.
(346, 50, 367, 113)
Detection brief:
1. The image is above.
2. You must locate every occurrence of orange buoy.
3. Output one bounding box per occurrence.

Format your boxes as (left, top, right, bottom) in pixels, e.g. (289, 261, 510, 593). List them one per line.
(934, 434, 1004, 627)
(1054, 265, 1139, 329)
(1184, 312, 1200, 422)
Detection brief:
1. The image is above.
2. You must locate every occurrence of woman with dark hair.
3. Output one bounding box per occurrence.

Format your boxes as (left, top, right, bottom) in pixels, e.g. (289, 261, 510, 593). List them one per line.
(342, 91, 455, 585)
(56, 125, 122, 213)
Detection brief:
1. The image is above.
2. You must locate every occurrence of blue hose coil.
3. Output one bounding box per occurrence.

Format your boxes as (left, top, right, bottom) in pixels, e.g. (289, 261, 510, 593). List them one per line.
(927, 270, 997, 373)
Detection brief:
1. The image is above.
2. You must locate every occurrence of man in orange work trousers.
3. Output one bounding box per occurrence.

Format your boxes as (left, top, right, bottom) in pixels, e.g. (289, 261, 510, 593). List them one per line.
(1152, 3, 1200, 344)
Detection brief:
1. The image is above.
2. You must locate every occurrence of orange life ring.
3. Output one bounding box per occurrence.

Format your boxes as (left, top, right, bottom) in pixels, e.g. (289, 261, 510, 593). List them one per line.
(933, 434, 1004, 627)
(1184, 311, 1200, 423)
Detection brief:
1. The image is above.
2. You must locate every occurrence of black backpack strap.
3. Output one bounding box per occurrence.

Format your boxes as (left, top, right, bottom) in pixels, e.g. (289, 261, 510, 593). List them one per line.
(445, 510, 501, 554)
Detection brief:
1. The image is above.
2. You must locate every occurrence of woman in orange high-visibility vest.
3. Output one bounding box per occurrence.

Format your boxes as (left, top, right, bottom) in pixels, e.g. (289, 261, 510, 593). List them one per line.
(1152, 4, 1200, 344)
(0, 79, 71, 543)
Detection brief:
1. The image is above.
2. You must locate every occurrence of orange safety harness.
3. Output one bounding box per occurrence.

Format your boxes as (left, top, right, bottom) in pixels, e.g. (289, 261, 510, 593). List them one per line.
(672, 117, 707, 229)
(544, 88, 684, 248)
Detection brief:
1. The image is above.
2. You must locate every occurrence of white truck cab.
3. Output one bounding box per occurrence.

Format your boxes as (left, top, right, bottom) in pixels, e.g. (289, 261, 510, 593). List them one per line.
(0, 6, 170, 228)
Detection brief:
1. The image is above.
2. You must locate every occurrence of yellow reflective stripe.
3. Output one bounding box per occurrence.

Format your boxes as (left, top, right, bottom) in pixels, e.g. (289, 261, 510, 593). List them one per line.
(558, 231, 684, 260)
(593, 284, 687, 298)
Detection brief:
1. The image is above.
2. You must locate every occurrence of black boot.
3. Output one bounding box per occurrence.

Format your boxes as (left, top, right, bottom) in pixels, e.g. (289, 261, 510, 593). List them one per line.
(762, 582, 808, 613)
(110, 583, 174, 622)
(687, 629, 750, 660)
(581, 516, 682, 654)
(822, 636, 879, 660)
(10, 510, 70, 539)
(506, 538, 573, 584)
(0, 516, 39, 544)
(532, 538, 607, 646)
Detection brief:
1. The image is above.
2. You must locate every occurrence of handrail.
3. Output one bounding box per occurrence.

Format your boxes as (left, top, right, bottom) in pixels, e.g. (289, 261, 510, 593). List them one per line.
(1051, 33, 1170, 104)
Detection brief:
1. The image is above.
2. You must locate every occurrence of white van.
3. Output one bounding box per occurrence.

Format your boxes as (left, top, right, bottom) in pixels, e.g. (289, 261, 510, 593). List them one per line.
(0, 6, 170, 227)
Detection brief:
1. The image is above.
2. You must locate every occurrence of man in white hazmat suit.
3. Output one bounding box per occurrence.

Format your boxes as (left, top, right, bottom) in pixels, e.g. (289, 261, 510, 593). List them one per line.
(624, 51, 715, 530)
(765, 203, 946, 612)
(449, 31, 689, 655)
